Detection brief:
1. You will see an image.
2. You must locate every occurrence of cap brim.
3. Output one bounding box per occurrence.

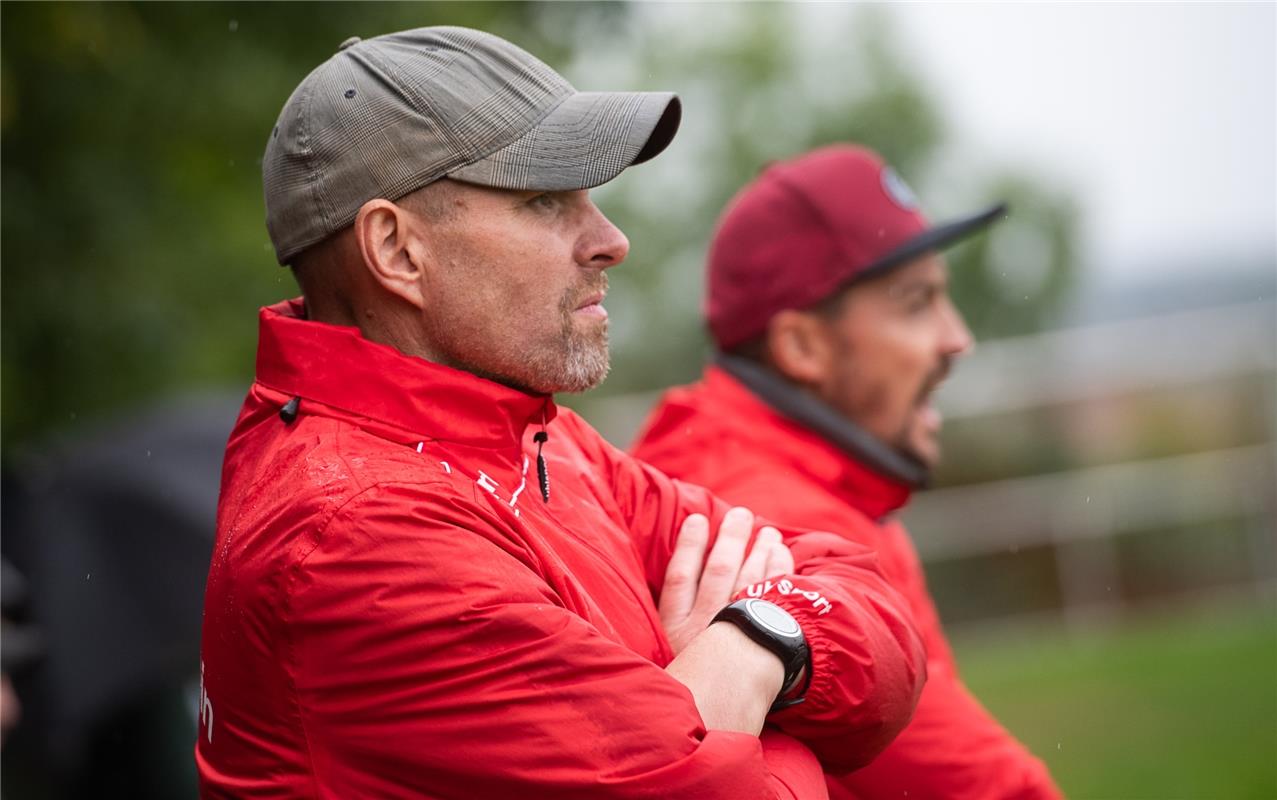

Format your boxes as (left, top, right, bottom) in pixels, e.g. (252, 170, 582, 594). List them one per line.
(447, 91, 681, 191)
(854, 202, 1009, 284)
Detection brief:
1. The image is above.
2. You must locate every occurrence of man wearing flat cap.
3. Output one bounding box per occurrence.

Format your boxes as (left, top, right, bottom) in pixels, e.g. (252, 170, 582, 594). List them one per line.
(198, 29, 926, 799)
(633, 145, 1062, 799)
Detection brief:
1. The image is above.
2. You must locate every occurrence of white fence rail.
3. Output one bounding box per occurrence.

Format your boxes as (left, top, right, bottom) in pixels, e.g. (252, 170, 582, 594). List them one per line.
(904, 445, 1275, 561)
(940, 300, 1276, 419)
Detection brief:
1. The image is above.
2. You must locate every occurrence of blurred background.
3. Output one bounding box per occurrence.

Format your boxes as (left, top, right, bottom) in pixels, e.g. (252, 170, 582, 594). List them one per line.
(2, 3, 1273, 798)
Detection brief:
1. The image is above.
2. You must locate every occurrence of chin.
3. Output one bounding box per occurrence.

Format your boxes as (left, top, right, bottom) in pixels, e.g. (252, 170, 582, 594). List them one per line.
(912, 445, 941, 471)
(899, 433, 941, 472)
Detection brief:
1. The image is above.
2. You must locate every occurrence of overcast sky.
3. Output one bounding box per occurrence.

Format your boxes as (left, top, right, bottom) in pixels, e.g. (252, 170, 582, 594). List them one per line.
(879, 3, 1276, 283)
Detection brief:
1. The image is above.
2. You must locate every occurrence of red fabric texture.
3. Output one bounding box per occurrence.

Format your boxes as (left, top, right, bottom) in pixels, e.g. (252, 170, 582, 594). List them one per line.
(196, 301, 925, 798)
(632, 366, 1063, 800)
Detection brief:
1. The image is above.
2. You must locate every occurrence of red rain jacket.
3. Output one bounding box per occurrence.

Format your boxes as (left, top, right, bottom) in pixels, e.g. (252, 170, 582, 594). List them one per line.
(632, 366, 1062, 800)
(196, 301, 926, 799)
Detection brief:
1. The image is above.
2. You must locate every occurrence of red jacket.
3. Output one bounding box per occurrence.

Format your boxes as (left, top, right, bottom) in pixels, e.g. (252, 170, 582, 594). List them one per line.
(632, 365, 1062, 800)
(197, 301, 926, 799)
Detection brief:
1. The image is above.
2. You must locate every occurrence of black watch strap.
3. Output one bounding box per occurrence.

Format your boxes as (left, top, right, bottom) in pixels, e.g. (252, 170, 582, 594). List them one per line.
(711, 598, 812, 713)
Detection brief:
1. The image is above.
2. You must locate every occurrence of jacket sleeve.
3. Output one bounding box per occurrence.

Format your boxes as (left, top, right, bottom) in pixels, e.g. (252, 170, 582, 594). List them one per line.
(285, 480, 828, 800)
(705, 476, 1061, 798)
(835, 661, 1061, 800)
(565, 414, 926, 773)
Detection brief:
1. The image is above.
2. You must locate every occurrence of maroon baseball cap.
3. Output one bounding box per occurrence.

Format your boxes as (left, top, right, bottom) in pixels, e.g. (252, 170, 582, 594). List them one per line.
(706, 144, 1007, 350)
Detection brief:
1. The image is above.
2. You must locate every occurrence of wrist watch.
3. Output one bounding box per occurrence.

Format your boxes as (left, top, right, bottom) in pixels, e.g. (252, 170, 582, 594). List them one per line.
(711, 598, 812, 712)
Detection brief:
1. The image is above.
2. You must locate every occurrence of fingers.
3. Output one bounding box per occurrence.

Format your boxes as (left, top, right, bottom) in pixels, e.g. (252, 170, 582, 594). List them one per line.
(763, 535, 794, 579)
(660, 510, 797, 656)
(735, 526, 782, 593)
(659, 514, 710, 626)
(693, 507, 754, 616)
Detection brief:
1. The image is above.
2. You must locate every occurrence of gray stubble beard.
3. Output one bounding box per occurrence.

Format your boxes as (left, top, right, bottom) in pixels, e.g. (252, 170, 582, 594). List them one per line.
(443, 278, 612, 396)
(556, 324, 611, 393)
(540, 275, 611, 394)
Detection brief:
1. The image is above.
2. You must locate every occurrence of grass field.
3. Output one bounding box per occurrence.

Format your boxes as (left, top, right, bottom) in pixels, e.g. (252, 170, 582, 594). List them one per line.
(951, 601, 1277, 800)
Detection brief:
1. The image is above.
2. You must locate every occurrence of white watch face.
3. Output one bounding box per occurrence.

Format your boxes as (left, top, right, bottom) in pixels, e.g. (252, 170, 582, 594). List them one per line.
(745, 598, 801, 638)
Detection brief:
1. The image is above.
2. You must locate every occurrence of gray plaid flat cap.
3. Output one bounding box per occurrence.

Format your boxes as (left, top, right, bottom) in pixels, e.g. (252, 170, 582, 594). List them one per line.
(263, 26, 681, 265)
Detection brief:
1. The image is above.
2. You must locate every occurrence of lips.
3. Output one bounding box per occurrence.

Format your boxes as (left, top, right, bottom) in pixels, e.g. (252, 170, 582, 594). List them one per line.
(915, 357, 953, 407)
(572, 290, 608, 320)
(913, 358, 954, 436)
(917, 402, 943, 435)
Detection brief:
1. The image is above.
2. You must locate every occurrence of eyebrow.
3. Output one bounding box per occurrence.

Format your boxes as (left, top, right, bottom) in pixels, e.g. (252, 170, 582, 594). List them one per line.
(890, 275, 946, 299)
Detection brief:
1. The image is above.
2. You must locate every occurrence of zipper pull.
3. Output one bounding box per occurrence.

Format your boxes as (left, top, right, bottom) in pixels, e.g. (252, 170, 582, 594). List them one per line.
(279, 397, 301, 424)
(533, 430, 550, 502)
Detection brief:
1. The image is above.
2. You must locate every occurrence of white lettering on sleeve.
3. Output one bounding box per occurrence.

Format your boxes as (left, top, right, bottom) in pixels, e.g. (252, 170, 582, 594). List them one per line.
(741, 579, 835, 616)
(199, 660, 214, 744)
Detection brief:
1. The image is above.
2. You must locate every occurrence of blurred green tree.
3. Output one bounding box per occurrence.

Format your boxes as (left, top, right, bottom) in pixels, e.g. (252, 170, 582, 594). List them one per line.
(557, 4, 1078, 414)
(1, 2, 1075, 447)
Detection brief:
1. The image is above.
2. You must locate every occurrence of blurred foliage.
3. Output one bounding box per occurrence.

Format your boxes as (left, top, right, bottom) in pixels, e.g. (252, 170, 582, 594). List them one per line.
(562, 4, 1077, 411)
(1, 2, 1077, 447)
(0, 2, 562, 445)
(947, 174, 1077, 339)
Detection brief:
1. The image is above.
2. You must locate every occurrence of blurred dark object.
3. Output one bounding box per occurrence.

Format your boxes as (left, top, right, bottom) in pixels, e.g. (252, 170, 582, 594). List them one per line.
(3, 557, 43, 750)
(1, 392, 241, 799)
(2, 559, 44, 673)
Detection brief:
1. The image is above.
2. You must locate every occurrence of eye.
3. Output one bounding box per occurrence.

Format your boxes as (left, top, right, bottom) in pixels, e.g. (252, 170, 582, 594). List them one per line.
(528, 192, 557, 210)
(904, 287, 936, 314)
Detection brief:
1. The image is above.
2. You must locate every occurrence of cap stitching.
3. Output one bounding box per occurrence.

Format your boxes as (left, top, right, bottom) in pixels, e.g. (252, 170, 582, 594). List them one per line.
(445, 85, 575, 180)
(766, 169, 860, 283)
(357, 44, 469, 170)
(297, 75, 336, 245)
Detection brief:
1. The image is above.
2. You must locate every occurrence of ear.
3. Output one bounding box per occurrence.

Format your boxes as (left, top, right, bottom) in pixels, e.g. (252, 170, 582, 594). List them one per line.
(764, 309, 836, 388)
(353, 198, 431, 310)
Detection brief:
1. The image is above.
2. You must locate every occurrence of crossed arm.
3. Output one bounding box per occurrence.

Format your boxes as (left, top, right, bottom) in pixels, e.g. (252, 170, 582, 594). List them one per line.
(271, 429, 923, 797)
(662, 508, 793, 735)
(281, 484, 833, 799)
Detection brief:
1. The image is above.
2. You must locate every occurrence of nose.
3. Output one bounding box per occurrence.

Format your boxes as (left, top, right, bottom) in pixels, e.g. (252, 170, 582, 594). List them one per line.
(576, 199, 630, 270)
(939, 298, 975, 357)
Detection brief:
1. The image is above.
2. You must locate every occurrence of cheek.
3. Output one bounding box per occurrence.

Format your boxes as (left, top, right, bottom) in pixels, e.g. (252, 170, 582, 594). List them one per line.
(470, 229, 568, 304)
(435, 236, 546, 312)
(827, 352, 880, 420)
(876, 321, 935, 380)
(835, 332, 922, 419)
(430, 219, 580, 350)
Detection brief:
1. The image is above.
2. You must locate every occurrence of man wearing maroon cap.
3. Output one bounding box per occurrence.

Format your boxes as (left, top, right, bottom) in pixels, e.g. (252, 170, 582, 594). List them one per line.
(632, 145, 1062, 799)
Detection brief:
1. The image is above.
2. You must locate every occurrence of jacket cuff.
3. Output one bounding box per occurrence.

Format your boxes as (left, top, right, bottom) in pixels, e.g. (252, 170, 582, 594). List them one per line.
(734, 577, 835, 713)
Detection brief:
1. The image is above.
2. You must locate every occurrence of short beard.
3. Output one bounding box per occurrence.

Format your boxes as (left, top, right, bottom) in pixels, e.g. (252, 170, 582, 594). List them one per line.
(556, 326, 611, 393)
(890, 355, 955, 468)
(462, 276, 612, 396)
(526, 292, 610, 394)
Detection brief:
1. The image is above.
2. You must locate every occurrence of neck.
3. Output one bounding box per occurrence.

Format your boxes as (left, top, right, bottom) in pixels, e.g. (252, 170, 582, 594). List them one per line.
(305, 292, 449, 367)
(715, 353, 931, 489)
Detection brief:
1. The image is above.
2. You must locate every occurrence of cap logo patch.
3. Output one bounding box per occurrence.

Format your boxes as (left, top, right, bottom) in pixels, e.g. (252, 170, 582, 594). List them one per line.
(881, 167, 919, 211)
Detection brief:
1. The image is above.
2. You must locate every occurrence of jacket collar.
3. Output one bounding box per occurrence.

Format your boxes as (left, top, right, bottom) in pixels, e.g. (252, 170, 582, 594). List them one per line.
(254, 299, 556, 449)
(710, 357, 916, 519)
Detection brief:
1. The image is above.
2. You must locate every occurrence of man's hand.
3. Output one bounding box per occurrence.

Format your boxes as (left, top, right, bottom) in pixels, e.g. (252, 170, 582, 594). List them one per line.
(659, 507, 794, 655)
(659, 508, 795, 733)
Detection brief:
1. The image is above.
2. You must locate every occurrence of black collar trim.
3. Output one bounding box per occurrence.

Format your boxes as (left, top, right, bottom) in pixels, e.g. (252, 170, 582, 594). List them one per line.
(715, 354, 930, 489)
